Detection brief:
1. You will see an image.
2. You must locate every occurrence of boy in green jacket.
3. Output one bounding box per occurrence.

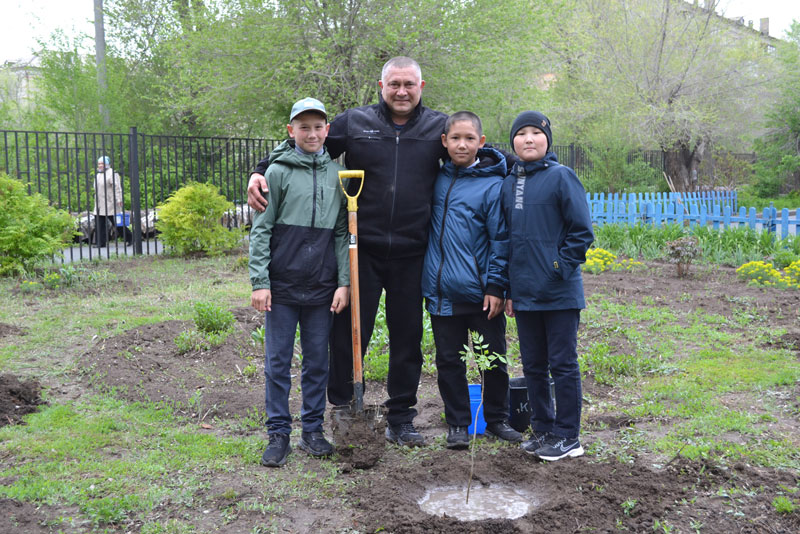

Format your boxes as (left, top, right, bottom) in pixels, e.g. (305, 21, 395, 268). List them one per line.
(249, 97, 350, 467)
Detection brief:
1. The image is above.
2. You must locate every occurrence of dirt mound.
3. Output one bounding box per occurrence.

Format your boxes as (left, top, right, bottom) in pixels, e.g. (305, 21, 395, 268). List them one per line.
(0, 374, 44, 427)
(0, 322, 27, 339)
(79, 307, 265, 421)
(348, 450, 799, 533)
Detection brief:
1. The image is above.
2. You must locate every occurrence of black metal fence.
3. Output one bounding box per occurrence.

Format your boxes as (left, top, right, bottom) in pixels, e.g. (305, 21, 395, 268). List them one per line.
(1, 128, 279, 262)
(1, 127, 757, 263)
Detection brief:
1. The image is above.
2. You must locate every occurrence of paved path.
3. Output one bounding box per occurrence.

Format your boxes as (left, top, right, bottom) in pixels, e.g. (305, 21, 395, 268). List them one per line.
(54, 239, 165, 265)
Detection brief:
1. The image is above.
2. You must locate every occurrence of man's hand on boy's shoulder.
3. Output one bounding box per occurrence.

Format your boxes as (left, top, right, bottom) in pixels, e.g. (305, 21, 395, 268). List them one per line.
(247, 173, 269, 212)
(251, 288, 271, 312)
(331, 286, 349, 314)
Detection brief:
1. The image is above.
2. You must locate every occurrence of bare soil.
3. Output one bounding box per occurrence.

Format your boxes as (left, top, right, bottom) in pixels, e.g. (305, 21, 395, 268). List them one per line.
(2, 261, 799, 533)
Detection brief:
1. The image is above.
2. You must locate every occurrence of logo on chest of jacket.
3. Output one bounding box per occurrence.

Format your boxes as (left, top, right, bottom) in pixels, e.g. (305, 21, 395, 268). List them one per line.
(362, 129, 380, 134)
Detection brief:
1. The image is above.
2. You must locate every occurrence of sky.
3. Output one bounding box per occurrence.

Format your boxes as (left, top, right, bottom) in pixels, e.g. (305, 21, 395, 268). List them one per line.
(0, 0, 798, 64)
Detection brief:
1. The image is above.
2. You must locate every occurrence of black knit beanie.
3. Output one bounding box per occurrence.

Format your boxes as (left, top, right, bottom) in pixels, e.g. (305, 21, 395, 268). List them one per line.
(509, 111, 552, 154)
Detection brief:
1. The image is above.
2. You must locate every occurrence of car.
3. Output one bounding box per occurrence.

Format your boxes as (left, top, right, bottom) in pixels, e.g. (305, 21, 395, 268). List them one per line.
(73, 209, 159, 244)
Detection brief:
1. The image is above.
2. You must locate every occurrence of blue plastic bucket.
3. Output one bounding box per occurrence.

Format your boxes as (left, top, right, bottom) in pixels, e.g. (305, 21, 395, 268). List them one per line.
(468, 384, 486, 435)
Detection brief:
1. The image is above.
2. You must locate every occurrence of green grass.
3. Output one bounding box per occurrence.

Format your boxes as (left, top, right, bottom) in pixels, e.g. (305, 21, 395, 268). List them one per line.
(1, 252, 799, 528)
(0, 394, 259, 526)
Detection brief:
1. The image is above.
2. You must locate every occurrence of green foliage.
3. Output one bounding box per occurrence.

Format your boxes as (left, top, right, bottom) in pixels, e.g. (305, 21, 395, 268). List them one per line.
(581, 135, 663, 193)
(0, 174, 75, 276)
(193, 302, 234, 334)
(772, 495, 796, 514)
(174, 330, 210, 354)
(156, 182, 243, 256)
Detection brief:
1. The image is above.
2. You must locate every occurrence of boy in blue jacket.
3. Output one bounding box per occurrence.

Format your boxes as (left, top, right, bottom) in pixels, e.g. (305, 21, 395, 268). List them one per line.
(422, 111, 522, 450)
(502, 111, 594, 461)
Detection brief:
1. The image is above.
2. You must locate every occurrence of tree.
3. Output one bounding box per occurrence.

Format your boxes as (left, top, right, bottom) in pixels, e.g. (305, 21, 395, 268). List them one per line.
(752, 21, 800, 194)
(548, 0, 777, 191)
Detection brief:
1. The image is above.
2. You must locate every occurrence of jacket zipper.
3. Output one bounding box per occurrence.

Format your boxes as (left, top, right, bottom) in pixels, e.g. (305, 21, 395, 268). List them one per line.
(387, 133, 400, 255)
(435, 176, 458, 315)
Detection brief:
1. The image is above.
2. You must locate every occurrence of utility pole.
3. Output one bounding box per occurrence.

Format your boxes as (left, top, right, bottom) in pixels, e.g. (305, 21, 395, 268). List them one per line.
(94, 0, 110, 128)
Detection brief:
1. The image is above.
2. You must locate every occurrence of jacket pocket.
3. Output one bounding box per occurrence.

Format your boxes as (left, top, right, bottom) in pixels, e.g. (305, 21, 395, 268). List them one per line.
(472, 255, 487, 295)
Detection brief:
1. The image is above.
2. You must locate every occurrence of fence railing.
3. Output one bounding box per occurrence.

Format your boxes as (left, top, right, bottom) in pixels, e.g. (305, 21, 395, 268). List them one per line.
(588, 194, 799, 239)
(1, 128, 279, 262)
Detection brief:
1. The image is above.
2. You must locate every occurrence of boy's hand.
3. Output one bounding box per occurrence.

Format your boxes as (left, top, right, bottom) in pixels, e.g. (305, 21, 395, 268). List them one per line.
(247, 173, 269, 212)
(504, 298, 515, 318)
(331, 286, 349, 313)
(251, 289, 271, 312)
(483, 295, 504, 320)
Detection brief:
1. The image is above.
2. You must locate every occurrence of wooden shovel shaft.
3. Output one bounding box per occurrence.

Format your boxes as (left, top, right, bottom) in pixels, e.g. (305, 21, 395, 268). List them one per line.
(348, 211, 363, 390)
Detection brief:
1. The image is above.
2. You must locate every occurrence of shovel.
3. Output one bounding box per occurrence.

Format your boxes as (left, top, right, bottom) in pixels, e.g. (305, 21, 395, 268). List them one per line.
(330, 170, 386, 469)
(338, 169, 366, 412)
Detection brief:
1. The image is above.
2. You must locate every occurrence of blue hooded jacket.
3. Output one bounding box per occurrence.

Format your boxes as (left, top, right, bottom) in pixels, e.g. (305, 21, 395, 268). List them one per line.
(501, 151, 594, 311)
(422, 147, 509, 316)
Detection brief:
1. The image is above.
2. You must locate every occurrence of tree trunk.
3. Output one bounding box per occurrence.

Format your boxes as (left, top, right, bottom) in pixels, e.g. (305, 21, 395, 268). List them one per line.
(94, 0, 110, 128)
(664, 138, 706, 192)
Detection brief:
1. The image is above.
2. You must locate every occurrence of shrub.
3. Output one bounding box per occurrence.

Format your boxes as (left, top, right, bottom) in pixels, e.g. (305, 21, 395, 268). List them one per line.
(584, 248, 617, 274)
(0, 174, 75, 276)
(665, 236, 702, 277)
(193, 302, 235, 334)
(736, 261, 782, 286)
(156, 182, 244, 256)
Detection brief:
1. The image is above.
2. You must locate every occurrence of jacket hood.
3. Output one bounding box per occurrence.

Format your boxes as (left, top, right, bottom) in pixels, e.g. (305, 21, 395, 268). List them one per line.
(441, 146, 507, 179)
(269, 139, 332, 169)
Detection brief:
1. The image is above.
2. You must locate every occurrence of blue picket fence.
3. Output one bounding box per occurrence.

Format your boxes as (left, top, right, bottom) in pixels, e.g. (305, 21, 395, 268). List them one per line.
(587, 191, 800, 239)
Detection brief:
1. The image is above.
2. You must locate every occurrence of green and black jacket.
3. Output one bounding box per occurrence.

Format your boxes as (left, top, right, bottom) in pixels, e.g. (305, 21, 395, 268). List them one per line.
(249, 140, 349, 306)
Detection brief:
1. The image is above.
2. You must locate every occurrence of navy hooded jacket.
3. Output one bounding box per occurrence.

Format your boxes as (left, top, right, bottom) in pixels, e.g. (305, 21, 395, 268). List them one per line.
(422, 147, 509, 316)
(501, 151, 594, 311)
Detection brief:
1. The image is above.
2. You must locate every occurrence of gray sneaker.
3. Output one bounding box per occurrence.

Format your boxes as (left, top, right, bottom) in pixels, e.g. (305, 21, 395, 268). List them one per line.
(298, 431, 334, 458)
(385, 422, 425, 447)
(521, 431, 549, 454)
(485, 420, 523, 443)
(261, 433, 291, 467)
(446, 426, 469, 450)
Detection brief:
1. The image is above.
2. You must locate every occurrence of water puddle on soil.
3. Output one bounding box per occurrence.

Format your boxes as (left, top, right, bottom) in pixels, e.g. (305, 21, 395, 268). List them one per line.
(418, 484, 535, 521)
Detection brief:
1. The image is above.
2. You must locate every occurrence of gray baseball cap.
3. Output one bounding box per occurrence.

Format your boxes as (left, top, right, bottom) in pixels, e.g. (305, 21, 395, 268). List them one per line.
(289, 97, 328, 122)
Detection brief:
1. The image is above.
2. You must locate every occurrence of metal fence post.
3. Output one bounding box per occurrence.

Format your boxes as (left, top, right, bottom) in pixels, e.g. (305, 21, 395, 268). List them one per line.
(128, 127, 142, 254)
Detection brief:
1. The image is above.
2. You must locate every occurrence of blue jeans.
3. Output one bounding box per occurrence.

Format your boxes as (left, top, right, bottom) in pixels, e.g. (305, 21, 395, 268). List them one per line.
(264, 303, 331, 436)
(515, 309, 582, 439)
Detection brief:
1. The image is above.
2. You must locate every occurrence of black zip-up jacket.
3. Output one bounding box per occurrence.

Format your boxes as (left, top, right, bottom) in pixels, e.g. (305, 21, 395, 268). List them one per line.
(254, 98, 447, 258)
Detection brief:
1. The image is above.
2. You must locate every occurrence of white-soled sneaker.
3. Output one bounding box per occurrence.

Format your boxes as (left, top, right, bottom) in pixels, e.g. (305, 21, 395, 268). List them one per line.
(534, 434, 584, 461)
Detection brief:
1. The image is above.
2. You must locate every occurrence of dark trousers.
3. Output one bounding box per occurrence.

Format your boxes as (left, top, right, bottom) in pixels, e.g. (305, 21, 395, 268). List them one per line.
(264, 303, 331, 435)
(95, 215, 113, 247)
(515, 309, 582, 439)
(328, 250, 424, 426)
(430, 312, 509, 427)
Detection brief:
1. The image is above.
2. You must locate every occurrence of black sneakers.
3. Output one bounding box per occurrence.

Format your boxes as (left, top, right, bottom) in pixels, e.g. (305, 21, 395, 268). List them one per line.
(386, 422, 426, 446)
(485, 420, 523, 443)
(261, 433, 291, 467)
(298, 431, 334, 458)
(520, 431, 549, 454)
(533, 434, 584, 461)
(446, 426, 469, 450)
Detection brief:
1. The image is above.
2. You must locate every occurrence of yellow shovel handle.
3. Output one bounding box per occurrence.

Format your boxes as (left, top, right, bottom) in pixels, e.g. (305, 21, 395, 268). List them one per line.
(338, 170, 365, 212)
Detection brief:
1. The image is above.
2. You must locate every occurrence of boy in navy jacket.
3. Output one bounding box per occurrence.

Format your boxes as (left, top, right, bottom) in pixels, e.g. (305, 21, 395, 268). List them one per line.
(422, 111, 522, 449)
(502, 111, 594, 461)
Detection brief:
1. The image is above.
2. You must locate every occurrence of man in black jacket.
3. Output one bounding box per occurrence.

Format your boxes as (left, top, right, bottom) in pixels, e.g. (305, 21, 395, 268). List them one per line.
(247, 57, 447, 446)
